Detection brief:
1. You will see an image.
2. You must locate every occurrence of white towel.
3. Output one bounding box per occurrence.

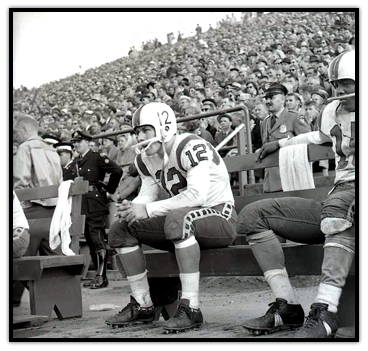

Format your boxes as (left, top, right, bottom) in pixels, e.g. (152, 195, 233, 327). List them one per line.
(49, 180, 75, 256)
(279, 144, 315, 191)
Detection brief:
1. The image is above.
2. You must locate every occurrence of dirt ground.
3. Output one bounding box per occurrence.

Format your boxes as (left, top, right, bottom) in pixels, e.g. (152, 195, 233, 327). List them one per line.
(12, 275, 320, 340)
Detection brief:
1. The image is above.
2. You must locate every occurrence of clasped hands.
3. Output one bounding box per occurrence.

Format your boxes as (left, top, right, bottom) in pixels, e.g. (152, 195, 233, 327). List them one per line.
(115, 200, 148, 226)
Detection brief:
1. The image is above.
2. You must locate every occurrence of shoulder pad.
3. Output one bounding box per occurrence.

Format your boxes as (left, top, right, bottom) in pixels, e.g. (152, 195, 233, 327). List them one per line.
(135, 153, 150, 177)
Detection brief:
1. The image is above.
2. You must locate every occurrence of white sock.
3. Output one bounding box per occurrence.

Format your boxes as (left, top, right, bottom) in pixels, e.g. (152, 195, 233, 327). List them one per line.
(264, 268, 299, 304)
(315, 283, 342, 313)
(180, 272, 200, 309)
(127, 270, 153, 307)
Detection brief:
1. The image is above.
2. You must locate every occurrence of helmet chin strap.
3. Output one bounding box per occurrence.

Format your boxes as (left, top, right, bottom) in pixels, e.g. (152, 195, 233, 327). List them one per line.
(132, 136, 161, 154)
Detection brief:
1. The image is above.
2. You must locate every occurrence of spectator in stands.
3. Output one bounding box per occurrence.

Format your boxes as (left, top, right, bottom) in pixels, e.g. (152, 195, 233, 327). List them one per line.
(299, 84, 314, 104)
(304, 100, 321, 131)
(102, 136, 120, 165)
(215, 114, 236, 158)
(13, 191, 30, 259)
(157, 86, 172, 104)
(13, 114, 63, 306)
(311, 88, 329, 110)
(285, 93, 304, 113)
(245, 81, 259, 98)
(253, 103, 269, 122)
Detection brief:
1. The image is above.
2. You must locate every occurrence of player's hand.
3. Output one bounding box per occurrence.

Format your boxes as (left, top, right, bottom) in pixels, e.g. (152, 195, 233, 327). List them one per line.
(116, 200, 148, 226)
(256, 141, 280, 162)
(115, 199, 131, 220)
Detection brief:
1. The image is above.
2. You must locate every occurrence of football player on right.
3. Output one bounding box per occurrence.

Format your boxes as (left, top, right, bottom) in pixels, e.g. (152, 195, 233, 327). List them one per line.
(237, 49, 356, 338)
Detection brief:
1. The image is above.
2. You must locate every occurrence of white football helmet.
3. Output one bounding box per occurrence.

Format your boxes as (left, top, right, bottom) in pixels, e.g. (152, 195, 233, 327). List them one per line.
(132, 102, 177, 143)
(328, 49, 355, 83)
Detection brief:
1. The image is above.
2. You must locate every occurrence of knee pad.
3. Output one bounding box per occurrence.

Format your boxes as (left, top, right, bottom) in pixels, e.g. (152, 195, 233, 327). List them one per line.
(246, 230, 276, 246)
(320, 217, 353, 235)
(324, 226, 355, 254)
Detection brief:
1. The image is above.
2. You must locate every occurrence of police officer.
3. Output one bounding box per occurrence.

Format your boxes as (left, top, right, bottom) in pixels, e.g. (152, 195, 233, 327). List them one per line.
(260, 83, 311, 192)
(71, 131, 123, 289)
(54, 141, 77, 181)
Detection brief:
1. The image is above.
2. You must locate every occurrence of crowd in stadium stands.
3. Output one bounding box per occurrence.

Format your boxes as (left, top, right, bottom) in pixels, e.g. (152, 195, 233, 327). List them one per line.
(13, 11, 355, 167)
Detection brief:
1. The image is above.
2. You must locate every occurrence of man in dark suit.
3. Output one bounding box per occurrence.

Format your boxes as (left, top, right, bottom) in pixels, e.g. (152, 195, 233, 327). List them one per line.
(71, 131, 123, 288)
(260, 83, 311, 192)
(54, 141, 77, 181)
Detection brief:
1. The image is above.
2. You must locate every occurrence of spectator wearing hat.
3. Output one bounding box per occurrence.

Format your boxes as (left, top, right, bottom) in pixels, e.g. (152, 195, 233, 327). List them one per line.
(54, 141, 76, 180)
(311, 88, 329, 110)
(179, 95, 192, 115)
(71, 130, 122, 289)
(261, 83, 311, 192)
(215, 114, 237, 158)
(229, 68, 240, 82)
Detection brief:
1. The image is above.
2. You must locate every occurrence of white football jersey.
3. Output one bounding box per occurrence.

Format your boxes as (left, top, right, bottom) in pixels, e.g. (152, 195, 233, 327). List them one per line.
(133, 133, 234, 217)
(279, 100, 355, 186)
(319, 100, 355, 185)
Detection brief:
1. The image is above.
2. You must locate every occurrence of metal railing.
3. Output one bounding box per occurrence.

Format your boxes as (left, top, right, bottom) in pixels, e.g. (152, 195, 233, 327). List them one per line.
(91, 105, 254, 187)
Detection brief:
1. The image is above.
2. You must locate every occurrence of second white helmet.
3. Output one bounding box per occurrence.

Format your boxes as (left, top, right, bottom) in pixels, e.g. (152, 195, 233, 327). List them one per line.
(328, 49, 355, 83)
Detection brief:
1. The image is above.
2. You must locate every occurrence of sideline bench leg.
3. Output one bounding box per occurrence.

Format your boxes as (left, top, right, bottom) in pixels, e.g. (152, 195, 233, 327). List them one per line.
(28, 275, 83, 319)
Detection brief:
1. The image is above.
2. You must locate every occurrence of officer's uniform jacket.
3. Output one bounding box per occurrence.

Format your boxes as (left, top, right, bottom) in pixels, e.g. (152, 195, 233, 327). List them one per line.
(62, 159, 77, 181)
(261, 108, 311, 192)
(75, 149, 123, 217)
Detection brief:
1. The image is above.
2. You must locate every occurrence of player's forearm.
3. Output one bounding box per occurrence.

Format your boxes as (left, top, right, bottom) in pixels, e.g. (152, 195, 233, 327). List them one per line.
(146, 187, 206, 217)
(278, 131, 330, 148)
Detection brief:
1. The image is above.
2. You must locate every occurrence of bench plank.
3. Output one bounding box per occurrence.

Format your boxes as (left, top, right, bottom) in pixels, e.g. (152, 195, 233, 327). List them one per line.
(224, 144, 334, 173)
(15, 180, 89, 201)
(124, 244, 354, 279)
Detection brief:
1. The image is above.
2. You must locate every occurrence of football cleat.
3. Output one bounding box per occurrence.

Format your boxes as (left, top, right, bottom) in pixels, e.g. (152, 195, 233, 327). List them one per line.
(243, 298, 304, 335)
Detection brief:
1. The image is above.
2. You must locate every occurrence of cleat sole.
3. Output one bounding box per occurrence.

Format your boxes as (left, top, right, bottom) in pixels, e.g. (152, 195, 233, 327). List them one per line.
(163, 323, 202, 333)
(106, 320, 153, 328)
(244, 324, 303, 336)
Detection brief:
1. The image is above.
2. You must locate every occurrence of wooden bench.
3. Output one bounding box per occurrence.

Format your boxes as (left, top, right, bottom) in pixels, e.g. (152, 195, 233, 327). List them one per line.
(116, 144, 355, 327)
(13, 178, 90, 321)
